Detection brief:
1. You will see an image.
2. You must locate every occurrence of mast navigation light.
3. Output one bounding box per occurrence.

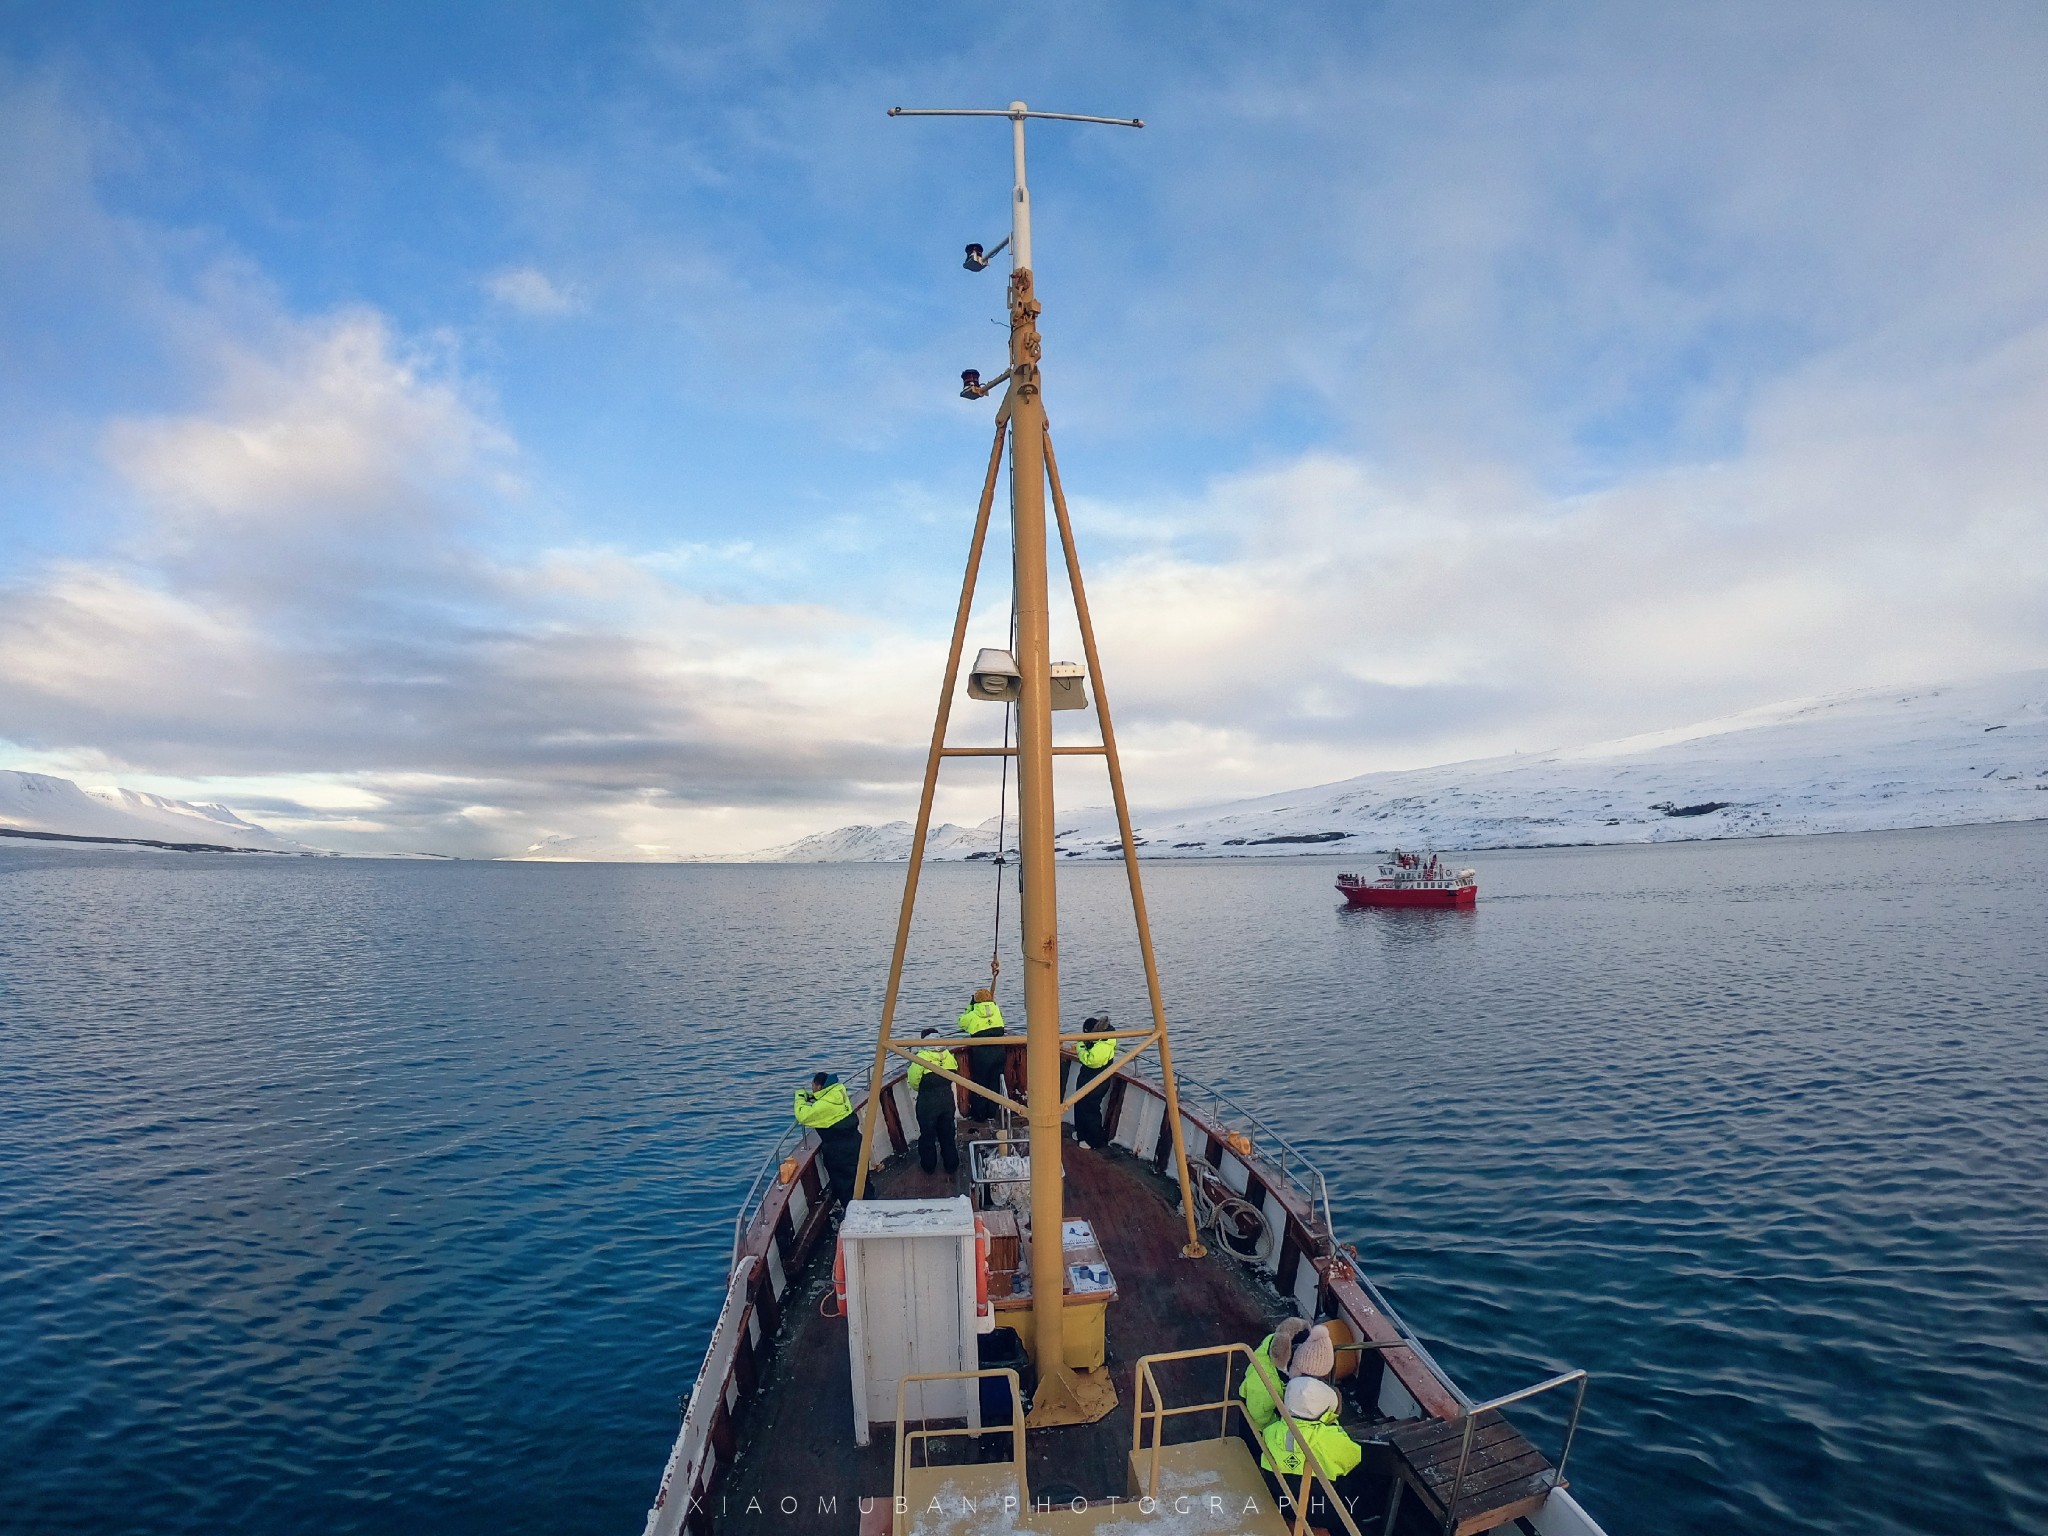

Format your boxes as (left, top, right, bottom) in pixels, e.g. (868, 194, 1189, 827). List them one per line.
(963, 236, 1010, 272)
(889, 104, 1143, 277)
(959, 367, 1011, 400)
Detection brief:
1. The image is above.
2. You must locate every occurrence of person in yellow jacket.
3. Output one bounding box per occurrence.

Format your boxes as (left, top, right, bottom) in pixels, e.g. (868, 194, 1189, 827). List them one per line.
(1240, 1316, 1309, 1432)
(794, 1072, 860, 1207)
(1260, 1375, 1362, 1482)
(957, 987, 1007, 1116)
(907, 1028, 960, 1176)
(1070, 1013, 1118, 1149)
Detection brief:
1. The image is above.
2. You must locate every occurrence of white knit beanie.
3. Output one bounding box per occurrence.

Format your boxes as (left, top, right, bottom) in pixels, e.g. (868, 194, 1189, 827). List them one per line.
(1291, 1323, 1335, 1379)
(1284, 1374, 1340, 1423)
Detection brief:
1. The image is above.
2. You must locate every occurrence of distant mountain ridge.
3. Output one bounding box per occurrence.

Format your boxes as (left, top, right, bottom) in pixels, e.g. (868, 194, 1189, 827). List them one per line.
(737, 820, 1000, 863)
(10, 672, 2044, 863)
(0, 771, 323, 854)
(722, 671, 2048, 863)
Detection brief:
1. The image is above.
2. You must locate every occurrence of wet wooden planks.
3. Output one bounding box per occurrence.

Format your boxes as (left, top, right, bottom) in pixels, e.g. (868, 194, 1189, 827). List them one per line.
(1384, 1408, 1556, 1536)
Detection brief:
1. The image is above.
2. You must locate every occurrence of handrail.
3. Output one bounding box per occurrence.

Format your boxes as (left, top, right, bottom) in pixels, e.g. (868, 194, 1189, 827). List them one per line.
(1345, 1268, 1473, 1413)
(892, 1368, 1027, 1536)
(1130, 1065, 1336, 1262)
(1441, 1368, 1590, 1536)
(1131, 1343, 1365, 1536)
(1126, 1065, 1473, 1406)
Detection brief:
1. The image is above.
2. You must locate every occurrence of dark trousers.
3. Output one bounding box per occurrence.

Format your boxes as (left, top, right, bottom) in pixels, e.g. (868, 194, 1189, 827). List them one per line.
(916, 1083, 959, 1173)
(815, 1119, 862, 1206)
(966, 1041, 1006, 1113)
(1071, 1061, 1112, 1148)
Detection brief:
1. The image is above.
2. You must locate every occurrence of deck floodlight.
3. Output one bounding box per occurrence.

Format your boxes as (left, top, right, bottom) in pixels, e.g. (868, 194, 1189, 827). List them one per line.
(1050, 661, 1089, 711)
(967, 647, 1022, 702)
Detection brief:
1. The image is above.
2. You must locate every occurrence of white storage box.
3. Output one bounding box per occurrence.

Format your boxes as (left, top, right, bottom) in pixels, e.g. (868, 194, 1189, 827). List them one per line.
(840, 1197, 983, 1447)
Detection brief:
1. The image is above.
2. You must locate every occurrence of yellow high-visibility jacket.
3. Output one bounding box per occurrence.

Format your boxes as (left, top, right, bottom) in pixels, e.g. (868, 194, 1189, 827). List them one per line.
(1261, 1410, 1362, 1479)
(1240, 1336, 1285, 1430)
(908, 1047, 958, 1090)
(958, 1001, 1005, 1036)
(1076, 1032, 1116, 1069)
(793, 1081, 855, 1130)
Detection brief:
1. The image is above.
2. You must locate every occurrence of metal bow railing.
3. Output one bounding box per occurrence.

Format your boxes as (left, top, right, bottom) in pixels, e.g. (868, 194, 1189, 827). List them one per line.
(1440, 1369, 1589, 1535)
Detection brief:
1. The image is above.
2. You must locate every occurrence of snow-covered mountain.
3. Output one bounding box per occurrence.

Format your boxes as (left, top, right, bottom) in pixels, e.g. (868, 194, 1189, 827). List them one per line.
(737, 820, 1000, 863)
(731, 672, 2048, 862)
(512, 831, 676, 862)
(0, 771, 323, 854)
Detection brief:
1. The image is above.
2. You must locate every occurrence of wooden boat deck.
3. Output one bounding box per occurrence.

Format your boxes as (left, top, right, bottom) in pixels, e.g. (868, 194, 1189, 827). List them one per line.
(711, 1135, 1294, 1531)
(670, 1080, 1576, 1536)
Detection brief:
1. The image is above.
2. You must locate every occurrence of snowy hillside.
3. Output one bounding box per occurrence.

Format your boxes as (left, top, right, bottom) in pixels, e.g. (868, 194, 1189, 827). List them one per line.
(507, 822, 998, 862)
(513, 832, 674, 862)
(0, 771, 322, 854)
(734, 672, 2048, 862)
(739, 820, 999, 863)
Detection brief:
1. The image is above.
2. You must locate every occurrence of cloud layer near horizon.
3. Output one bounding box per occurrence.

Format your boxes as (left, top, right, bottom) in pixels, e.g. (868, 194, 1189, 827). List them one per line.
(3, 6, 2046, 856)
(2, 303, 950, 855)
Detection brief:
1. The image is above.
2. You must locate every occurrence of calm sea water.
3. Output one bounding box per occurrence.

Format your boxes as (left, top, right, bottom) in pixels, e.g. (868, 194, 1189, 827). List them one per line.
(2, 822, 2045, 1535)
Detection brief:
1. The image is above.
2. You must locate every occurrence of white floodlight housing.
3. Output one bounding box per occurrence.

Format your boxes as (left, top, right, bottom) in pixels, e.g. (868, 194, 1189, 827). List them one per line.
(1049, 661, 1089, 711)
(967, 647, 1022, 702)
(965, 649, 1087, 708)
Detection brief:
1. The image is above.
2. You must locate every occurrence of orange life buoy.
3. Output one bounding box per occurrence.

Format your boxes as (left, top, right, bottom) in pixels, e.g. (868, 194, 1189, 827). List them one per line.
(832, 1237, 848, 1318)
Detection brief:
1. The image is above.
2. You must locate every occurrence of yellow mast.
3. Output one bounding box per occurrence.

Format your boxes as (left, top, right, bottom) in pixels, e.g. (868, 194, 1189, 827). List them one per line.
(1004, 288, 1086, 1423)
(858, 100, 1203, 1430)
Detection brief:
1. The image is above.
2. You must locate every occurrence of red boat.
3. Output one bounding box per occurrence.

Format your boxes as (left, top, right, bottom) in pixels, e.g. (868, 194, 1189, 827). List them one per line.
(1337, 849, 1478, 908)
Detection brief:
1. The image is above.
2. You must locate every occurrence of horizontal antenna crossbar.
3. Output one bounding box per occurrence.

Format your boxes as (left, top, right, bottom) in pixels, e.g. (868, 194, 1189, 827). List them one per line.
(888, 107, 1143, 128)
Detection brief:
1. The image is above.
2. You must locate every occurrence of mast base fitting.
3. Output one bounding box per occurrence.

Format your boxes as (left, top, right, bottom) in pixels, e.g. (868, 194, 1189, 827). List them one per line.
(1024, 1362, 1119, 1427)
(1180, 1241, 1210, 1260)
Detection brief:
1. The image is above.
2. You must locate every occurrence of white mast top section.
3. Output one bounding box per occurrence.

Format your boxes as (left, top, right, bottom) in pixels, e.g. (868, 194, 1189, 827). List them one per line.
(887, 103, 1144, 274)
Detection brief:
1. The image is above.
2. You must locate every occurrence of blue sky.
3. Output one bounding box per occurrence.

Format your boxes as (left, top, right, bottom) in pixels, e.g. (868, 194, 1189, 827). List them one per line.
(3, 2, 2046, 855)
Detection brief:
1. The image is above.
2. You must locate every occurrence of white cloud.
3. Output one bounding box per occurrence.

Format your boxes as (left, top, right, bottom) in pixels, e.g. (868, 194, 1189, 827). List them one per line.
(483, 264, 583, 316)
(0, 292, 984, 855)
(1076, 315, 2048, 805)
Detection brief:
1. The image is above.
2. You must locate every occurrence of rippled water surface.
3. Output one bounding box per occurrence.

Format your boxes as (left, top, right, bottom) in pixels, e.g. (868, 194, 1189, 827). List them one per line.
(3, 823, 2045, 1535)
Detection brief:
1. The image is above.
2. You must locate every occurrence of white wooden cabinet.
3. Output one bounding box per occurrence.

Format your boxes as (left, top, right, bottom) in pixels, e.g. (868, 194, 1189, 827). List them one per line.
(840, 1197, 981, 1447)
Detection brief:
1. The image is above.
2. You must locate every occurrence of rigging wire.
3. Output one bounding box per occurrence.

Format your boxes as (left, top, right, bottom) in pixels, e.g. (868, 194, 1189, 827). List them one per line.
(989, 701, 1011, 990)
